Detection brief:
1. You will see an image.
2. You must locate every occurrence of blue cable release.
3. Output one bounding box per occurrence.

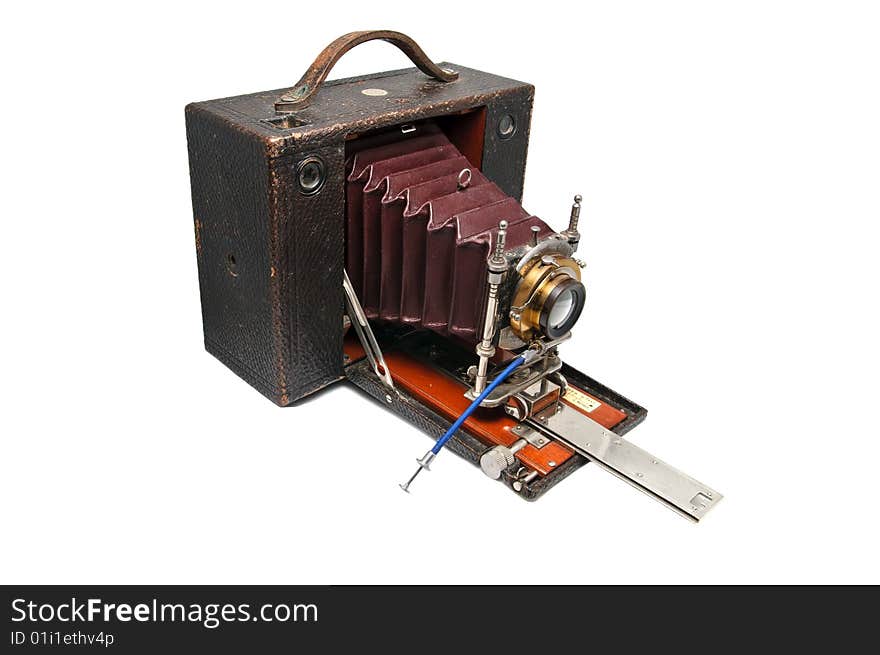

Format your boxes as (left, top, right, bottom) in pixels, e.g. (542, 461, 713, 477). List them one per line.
(430, 355, 526, 455)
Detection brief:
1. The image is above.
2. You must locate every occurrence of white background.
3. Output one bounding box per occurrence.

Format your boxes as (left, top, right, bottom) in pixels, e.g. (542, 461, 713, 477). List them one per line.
(2, 1, 878, 584)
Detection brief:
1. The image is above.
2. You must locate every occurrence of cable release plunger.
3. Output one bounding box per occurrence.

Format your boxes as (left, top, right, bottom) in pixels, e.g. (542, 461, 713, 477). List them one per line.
(399, 349, 540, 492)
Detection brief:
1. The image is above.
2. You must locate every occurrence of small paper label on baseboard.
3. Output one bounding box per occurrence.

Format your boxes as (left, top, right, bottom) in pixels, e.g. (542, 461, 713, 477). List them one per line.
(564, 386, 601, 413)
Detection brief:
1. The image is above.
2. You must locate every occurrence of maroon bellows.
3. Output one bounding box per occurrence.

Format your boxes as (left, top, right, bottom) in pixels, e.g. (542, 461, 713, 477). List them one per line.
(346, 125, 554, 344)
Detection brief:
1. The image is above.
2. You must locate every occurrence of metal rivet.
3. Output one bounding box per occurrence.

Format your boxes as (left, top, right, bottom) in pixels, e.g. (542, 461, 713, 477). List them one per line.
(362, 88, 388, 97)
(384, 394, 393, 404)
(548, 461, 557, 467)
(280, 85, 308, 103)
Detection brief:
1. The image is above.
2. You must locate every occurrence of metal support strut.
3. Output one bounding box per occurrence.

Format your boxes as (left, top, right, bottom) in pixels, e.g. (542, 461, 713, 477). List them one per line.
(561, 194, 582, 251)
(343, 269, 394, 390)
(473, 220, 509, 395)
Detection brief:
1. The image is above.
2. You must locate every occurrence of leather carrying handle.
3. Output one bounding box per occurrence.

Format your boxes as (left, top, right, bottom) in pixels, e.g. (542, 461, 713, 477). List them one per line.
(274, 30, 458, 113)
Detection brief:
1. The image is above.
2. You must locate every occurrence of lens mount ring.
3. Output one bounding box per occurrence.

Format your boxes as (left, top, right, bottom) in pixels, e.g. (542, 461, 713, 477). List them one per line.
(509, 255, 586, 342)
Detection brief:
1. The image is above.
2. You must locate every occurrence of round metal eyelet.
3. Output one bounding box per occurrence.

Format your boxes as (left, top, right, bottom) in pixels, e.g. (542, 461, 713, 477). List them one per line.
(498, 114, 516, 140)
(296, 156, 326, 196)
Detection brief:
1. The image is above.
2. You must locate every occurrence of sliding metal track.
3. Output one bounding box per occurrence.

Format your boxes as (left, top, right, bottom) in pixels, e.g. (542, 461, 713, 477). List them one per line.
(524, 404, 722, 522)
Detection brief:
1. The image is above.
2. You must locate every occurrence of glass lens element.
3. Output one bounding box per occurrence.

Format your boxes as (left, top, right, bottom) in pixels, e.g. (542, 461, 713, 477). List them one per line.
(548, 288, 575, 329)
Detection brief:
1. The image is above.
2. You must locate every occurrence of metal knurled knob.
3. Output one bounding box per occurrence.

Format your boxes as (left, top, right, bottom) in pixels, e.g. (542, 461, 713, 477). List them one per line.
(480, 445, 517, 480)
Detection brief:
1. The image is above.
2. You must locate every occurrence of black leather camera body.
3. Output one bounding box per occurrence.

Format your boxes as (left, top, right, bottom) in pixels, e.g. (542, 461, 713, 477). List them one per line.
(185, 31, 722, 515)
(185, 32, 532, 406)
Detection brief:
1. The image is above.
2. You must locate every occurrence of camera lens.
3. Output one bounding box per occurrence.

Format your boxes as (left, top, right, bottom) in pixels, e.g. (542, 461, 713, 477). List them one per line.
(539, 278, 585, 339)
(548, 288, 575, 329)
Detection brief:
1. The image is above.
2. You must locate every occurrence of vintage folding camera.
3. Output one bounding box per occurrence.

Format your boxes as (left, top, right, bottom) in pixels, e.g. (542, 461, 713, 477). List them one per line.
(185, 30, 721, 520)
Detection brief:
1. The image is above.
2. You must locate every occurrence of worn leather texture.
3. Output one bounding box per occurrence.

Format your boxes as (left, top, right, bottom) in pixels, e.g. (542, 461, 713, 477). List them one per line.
(186, 64, 534, 405)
